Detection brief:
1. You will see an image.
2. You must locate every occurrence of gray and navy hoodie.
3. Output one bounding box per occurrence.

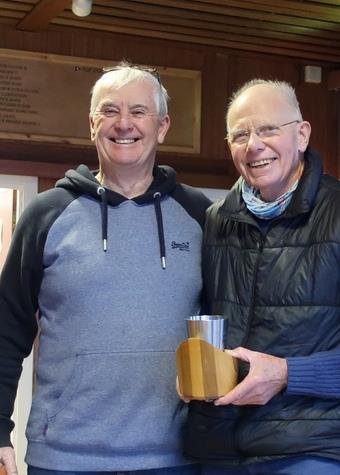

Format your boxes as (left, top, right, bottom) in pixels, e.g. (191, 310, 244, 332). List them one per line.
(0, 164, 211, 471)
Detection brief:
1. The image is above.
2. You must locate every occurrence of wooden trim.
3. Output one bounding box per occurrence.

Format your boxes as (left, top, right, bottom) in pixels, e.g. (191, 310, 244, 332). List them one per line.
(17, 0, 71, 31)
(0, 158, 77, 179)
(51, 17, 340, 62)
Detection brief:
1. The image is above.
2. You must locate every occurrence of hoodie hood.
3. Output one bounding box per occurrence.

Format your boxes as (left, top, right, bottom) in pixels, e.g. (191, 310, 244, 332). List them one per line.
(55, 164, 177, 205)
(55, 164, 178, 267)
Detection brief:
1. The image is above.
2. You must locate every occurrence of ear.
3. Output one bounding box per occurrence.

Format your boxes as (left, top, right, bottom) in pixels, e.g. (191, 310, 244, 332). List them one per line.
(297, 121, 311, 153)
(157, 115, 171, 144)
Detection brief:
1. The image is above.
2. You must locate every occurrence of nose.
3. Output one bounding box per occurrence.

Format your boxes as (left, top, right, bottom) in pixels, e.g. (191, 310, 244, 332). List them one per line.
(113, 111, 133, 131)
(246, 130, 265, 151)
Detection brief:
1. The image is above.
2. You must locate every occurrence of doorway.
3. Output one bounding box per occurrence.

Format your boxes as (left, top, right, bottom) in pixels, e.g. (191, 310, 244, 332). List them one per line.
(0, 175, 38, 475)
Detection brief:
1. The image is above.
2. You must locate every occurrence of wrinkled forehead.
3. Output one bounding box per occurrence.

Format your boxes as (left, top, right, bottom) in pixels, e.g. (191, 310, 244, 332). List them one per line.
(228, 85, 295, 129)
(95, 78, 159, 111)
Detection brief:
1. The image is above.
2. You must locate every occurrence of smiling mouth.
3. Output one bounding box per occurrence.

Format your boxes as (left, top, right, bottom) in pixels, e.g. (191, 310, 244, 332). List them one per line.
(110, 138, 139, 144)
(248, 158, 277, 168)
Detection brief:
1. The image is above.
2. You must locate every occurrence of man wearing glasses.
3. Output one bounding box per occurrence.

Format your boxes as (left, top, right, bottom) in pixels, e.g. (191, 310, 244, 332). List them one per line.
(0, 62, 210, 475)
(183, 79, 340, 474)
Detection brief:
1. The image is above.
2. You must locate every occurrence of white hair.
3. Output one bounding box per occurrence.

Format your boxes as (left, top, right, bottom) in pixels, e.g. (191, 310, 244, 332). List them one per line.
(226, 79, 303, 131)
(90, 61, 169, 118)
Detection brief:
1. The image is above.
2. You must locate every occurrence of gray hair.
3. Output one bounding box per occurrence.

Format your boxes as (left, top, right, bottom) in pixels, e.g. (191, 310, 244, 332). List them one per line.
(226, 79, 303, 131)
(90, 61, 169, 118)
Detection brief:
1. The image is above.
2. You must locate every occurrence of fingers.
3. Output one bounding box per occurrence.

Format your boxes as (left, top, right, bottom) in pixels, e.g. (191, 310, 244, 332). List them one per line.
(215, 349, 288, 406)
(214, 379, 250, 406)
(176, 377, 190, 403)
(0, 447, 18, 475)
(224, 346, 251, 362)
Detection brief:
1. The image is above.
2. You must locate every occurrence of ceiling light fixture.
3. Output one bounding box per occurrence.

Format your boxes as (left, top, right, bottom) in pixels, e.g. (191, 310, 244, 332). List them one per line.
(72, 0, 93, 17)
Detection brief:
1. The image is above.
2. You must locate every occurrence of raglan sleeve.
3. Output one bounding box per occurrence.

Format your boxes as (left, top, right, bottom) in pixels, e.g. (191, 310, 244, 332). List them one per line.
(0, 197, 46, 447)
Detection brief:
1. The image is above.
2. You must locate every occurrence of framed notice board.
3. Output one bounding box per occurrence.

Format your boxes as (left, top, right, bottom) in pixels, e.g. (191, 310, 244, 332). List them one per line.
(0, 49, 201, 154)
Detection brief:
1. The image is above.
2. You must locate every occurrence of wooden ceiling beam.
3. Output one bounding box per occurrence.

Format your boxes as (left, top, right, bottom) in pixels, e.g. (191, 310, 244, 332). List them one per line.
(60, 9, 340, 51)
(203, 0, 340, 22)
(103, 0, 340, 31)
(84, 4, 340, 43)
(17, 0, 71, 31)
(53, 17, 340, 62)
(107, 0, 340, 25)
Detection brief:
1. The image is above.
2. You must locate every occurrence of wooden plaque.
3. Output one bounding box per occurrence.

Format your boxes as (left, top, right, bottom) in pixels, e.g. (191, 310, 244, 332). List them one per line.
(0, 48, 201, 153)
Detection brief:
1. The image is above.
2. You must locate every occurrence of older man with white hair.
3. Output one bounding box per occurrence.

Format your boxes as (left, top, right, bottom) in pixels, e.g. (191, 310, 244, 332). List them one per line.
(184, 79, 340, 475)
(0, 61, 210, 475)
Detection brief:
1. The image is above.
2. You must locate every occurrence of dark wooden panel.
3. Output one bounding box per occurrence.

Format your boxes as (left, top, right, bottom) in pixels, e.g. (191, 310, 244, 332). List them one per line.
(0, 22, 339, 186)
(2, 1, 340, 61)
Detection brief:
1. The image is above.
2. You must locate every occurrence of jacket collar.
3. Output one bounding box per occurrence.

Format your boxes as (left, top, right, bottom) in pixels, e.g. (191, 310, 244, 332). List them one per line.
(284, 147, 322, 217)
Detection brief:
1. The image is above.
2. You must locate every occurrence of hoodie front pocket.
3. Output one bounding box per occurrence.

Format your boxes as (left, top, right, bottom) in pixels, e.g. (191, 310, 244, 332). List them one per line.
(26, 355, 82, 442)
(43, 349, 185, 454)
(47, 355, 83, 419)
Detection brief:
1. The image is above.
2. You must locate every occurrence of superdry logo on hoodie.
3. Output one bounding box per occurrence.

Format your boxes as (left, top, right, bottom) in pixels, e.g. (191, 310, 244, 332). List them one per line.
(171, 241, 190, 252)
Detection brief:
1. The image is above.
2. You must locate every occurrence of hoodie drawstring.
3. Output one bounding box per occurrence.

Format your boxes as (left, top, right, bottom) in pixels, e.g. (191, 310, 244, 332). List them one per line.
(97, 186, 108, 252)
(153, 192, 166, 270)
(96, 187, 166, 268)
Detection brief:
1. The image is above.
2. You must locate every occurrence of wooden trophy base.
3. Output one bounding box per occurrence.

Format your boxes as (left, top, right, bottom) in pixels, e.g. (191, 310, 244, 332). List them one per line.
(176, 337, 238, 400)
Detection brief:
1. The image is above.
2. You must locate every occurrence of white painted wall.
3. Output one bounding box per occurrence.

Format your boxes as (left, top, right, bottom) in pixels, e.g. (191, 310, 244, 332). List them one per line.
(0, 175, 38, 475)
(199, 187, 229, 202)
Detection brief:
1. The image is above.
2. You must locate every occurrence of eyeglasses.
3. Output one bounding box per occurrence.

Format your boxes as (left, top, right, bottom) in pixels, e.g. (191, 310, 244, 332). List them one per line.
(226, 120, 301, 145)
(102, 64, 162, 85)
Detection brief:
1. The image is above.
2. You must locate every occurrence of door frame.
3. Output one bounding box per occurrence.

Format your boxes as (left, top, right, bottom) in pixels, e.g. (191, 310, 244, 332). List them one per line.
(0, 175, 38, 475)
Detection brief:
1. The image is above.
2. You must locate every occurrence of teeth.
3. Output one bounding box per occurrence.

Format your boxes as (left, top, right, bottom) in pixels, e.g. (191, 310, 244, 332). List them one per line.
(249, 159, 273, 168)
(115, 139, 135, 144)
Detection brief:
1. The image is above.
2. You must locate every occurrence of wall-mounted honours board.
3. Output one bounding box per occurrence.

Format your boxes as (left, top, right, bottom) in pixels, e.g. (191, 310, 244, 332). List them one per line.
(0, 49, 201, 154)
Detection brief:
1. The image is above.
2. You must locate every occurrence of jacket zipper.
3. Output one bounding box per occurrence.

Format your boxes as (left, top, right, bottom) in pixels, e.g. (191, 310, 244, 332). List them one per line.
(242, 230, 265, 347)
(235, 229, 265, 454)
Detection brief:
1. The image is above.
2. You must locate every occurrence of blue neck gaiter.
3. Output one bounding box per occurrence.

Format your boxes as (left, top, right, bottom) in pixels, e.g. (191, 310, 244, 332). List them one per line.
(241, 178, 299, 220)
